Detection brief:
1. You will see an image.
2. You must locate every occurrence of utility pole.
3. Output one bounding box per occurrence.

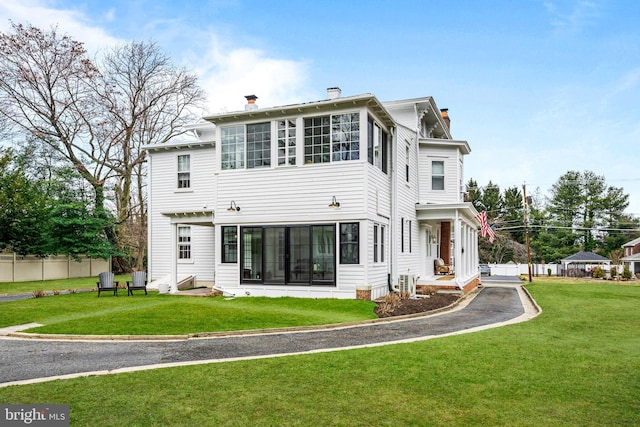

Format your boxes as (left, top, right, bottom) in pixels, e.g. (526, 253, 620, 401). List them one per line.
(523, 183, 532, 282)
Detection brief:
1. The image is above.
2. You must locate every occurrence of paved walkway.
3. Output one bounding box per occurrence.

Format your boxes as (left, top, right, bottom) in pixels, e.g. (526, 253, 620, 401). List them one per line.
(0, 285, 539, 388)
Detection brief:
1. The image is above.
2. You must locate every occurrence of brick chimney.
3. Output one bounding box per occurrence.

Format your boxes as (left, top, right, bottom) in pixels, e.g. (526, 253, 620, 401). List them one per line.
(440, 108, 450, 130)
(245, 95, 258, 111)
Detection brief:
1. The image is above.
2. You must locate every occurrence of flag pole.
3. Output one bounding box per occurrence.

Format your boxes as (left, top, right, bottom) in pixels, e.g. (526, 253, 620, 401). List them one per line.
(523, 182, 532, 282)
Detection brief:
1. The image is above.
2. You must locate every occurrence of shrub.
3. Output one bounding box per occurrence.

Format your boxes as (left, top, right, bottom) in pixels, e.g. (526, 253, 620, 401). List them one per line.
(547, 268, 552, 277)
(592, 266, 605, 279)
(417, 285, 437, 296)
(611, 267, 618, 278)
(622, 266, 632, 280)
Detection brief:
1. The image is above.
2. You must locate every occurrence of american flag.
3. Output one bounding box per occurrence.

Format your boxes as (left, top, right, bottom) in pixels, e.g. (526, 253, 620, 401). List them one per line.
(475, 210, 495, 243)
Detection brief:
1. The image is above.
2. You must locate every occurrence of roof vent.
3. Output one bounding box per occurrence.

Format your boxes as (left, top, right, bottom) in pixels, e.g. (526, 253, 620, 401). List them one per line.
(327, 87, 341, 100)
(245, 95, 258, 111)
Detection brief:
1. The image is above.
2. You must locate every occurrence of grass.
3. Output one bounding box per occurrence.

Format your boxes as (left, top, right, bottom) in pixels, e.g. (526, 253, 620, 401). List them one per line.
(1, 280, 639, 426)
(0, 292, 379, 335)
(0, 276, 129, 294)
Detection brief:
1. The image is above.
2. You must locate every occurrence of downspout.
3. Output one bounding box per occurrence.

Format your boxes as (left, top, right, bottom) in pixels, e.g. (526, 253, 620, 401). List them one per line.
(389, 126, 398, 293)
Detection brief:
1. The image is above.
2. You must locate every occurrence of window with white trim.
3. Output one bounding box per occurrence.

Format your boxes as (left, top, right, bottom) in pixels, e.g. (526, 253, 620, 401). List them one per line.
(221, 126, 245, 170)
(247, 122, 271, 168)
(178, 226, 191, 260)
(380, 225, 385, 262)
(177, 154, 190, 188)
(221, 123, 272, 170)
(304, 113, 359, 164)
(367, 116, 388, 173)
(432, 160, 445, 190)
(373, 224, 379, 262)
(277, 119, 297, 166)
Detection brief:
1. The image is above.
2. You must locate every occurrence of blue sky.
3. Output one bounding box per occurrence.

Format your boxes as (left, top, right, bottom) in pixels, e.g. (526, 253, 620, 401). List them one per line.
(2, 0, 639, 215)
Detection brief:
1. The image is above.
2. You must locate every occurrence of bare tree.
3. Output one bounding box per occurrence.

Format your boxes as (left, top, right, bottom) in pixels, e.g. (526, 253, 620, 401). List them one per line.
(0, 22, 114, 216)
(97, 40, 205, 270)
(0, 23, 206, 271)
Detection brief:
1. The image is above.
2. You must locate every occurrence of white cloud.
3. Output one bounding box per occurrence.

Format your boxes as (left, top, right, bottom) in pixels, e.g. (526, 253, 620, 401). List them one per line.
(543, 0, 602, 34)
(196, 33, 315, 114)
(0, 0, 119, 52)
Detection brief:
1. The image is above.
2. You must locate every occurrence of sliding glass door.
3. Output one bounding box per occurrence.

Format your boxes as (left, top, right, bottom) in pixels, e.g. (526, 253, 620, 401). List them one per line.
(241, 225, 336, 286)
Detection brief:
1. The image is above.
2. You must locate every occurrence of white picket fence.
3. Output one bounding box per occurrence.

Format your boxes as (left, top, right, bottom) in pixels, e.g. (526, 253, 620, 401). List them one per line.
(0, 253, 110, 282)
(485, 263, 561, 276)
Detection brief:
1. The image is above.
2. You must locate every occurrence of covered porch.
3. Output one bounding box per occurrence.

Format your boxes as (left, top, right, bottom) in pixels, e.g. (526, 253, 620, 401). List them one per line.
(415, 202, 481, 294)
(161, 209, 215, 293)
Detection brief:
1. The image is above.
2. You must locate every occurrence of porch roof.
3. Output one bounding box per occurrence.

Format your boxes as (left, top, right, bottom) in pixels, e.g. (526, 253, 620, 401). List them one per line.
(415, 202, 480, 225)
(161, 209, 214, 225)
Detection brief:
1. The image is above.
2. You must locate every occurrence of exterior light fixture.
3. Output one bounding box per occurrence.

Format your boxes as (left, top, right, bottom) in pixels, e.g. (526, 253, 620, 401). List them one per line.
(227, 201, 240, 212)
(328, 196, 340, 208)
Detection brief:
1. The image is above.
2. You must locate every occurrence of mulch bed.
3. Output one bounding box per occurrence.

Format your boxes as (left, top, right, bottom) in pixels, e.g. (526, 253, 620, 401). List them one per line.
(375, 293, 460, 318)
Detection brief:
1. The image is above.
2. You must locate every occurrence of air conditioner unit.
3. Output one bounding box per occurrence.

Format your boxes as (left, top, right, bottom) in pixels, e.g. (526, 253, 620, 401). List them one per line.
(396, 274, 416, 295)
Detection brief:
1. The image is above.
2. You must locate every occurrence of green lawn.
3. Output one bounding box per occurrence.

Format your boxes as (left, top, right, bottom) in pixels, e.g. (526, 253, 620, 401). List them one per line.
(1, 280, 639, 426)
(0, 292, 379, 335)
(0, 276, 129, 294)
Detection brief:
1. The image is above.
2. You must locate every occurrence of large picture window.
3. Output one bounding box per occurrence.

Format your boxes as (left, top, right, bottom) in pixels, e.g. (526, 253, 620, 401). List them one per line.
(221, 226, 238, 263)
(240, 225, 336, 286)
(304, 113, 360, 164)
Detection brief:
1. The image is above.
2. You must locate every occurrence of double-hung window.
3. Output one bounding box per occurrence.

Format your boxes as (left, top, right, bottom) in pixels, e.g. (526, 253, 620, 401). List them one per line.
(432, 160, 445, 190)
(178, 226, 191, 260)
(177, 154, 190, 188)
(373, 224, 386, 263)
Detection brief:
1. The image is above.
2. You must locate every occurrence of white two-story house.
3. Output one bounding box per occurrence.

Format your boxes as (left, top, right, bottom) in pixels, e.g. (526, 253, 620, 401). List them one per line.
(145, 88, 481, 299)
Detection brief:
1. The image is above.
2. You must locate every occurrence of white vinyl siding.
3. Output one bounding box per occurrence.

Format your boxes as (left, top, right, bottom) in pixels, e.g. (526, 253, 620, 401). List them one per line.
(147, 145, 216, 282)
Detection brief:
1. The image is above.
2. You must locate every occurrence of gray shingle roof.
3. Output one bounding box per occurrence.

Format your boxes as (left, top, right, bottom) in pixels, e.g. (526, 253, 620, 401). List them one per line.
(561, 251, 610, 262)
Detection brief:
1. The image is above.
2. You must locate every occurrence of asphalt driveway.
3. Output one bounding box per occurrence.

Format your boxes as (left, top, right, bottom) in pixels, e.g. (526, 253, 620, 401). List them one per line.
(0, 285, 538, 387)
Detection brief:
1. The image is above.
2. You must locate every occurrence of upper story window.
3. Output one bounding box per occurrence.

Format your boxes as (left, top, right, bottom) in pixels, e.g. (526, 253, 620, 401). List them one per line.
(304, 113, 359, 164)
(221, 123, 271, 170)
(367, 116, 388, 174)
(247, 122, 271, 169)
(278, 120, 297, 166)
(432, 160, 445, 190)
(221, 126, 245, 170)
(177, 154, 190, 189)
(405, 145, 410, 182)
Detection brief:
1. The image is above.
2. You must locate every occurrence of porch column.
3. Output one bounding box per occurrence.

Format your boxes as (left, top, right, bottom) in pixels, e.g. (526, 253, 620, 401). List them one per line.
(440, 221, 451, 265)
(170, 222, 178, 293)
